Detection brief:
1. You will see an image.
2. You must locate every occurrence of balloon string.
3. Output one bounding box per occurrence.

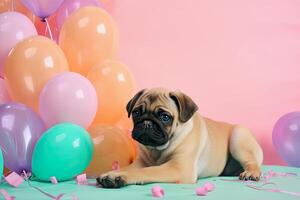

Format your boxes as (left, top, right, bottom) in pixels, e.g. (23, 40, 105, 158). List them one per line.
(11, 0, 14, 11)
(22, 171, 69, 200)
(44, 18, 54, 41)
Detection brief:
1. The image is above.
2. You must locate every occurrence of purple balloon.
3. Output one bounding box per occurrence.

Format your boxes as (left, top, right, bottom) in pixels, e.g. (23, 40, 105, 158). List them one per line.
(56, 0, 102, 30)
(0, 103, 46, 173)
(272, 112, 300, 167)
(21, 0, 65, 19)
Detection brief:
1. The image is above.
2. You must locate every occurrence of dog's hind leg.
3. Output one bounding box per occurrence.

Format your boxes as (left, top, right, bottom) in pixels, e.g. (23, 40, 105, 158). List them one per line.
(229, 125, 263, 181)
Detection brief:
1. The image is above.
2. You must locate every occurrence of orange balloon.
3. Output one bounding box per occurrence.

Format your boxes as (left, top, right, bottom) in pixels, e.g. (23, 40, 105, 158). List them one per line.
(0, 0, 36, 22)
(116, 113, 133, 131)
(4, 36, 69, 112)
(59, 6, 118, 75)
(87, 60, 135, 124)
(85, 125, 135, 177)
(3, 167, 10, 176)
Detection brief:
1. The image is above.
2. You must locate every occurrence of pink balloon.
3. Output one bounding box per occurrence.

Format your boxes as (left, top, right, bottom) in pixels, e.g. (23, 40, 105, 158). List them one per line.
(21, 0, 64, 19)
(39, 72, 98, 128)
(0, 78, 10, 103)
(0, 12, 37, 76)
(56, 0, 102, 30)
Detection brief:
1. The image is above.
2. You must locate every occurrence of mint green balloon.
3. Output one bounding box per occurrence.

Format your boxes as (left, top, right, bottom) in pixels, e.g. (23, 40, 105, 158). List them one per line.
(32, 123, 94, 181)
(0, 148, 3, 177)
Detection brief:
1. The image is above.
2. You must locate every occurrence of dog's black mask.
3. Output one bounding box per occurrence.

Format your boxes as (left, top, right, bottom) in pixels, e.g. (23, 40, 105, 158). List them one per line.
(132, 115, 169, 147)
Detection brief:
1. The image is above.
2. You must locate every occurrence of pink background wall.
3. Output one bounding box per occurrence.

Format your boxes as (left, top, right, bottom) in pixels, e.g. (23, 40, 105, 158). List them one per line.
(111, 0, 300, 165)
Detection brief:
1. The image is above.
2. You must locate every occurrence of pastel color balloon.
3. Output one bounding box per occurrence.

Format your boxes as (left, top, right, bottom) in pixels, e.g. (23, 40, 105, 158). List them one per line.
(0, 12, 37, 76)
(85, 125, 135, 177)
(0, 103, 46, 174)
(4, 36, 69, 112)
(272, 112, 300, 167)
(39, 72, 98, 128)
(0, 78, 10, 103)
(0, 148, 3, 177)
(87, 60, 135, 124)
(59, 6, 118, 75)
(32, 123, 94, 181)
(21, 0, 64, 19)
(0, 0, 36, 22)
(56, 0, 102, 31)
(116, 113, 134, 131)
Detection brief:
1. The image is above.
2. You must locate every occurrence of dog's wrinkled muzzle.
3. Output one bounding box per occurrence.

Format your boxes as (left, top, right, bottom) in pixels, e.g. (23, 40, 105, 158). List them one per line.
(132, 120, 168, 147)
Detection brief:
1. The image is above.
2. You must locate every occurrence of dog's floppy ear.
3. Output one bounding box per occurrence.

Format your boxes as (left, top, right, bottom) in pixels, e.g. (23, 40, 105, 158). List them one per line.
(169, 90, 198, 122)
(126, 89, 146, 117)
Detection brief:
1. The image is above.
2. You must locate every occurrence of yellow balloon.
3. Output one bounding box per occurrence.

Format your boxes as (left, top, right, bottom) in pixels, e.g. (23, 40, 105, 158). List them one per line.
(85, 125, 135, 177)
(59, 6, 118, 76)
(4, 36, 69, 112)
(87, 60, 135, 124)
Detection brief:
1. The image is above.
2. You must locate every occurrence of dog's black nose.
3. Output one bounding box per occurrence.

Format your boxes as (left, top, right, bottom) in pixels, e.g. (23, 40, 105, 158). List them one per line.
(143, 120, 153, 129)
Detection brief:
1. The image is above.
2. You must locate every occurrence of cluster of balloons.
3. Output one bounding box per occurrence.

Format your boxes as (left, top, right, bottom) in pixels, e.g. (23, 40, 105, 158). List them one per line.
(0, 0, 137, 181)
(272, 112, 300, 167)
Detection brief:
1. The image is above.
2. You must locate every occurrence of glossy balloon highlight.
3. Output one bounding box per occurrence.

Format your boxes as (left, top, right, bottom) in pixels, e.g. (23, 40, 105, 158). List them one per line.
(32, 123, 94, 181)
(4, 36, 69, 112)
(0, 103, 46, 173)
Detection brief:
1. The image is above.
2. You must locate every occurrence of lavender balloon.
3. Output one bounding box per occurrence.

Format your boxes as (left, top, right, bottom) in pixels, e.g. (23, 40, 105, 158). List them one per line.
(21, 0, 65, 19)
(0, 103, 46, 174)
(56, 0, 102, 30)
(272, 112, 300, 167)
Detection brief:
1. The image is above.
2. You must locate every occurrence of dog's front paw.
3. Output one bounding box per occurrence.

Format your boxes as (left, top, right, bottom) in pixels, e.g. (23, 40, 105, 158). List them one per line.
(96, 172, 127, 188)
(239, 170, 261, 181)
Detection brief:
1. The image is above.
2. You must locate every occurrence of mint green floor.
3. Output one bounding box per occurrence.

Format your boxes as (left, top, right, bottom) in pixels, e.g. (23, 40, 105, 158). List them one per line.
(1, 166, 299, 200)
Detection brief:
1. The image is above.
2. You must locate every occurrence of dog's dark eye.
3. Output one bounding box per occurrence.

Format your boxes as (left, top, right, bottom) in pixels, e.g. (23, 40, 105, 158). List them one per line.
(132, 110, 141, 118)
(159, 113, 171, 123)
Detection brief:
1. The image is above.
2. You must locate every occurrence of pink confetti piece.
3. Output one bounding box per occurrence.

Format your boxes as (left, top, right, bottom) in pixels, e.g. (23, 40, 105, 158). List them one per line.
(204, 182, 215, 192)
(0, 189, 15, 200)
(76, 174, 88, 185)
(151, 186, 165, 198)
(195, 187, 208, 196)
(112, 160, 120, 170)
(4, 172, 24, 188)
(50, 176, 58, 184)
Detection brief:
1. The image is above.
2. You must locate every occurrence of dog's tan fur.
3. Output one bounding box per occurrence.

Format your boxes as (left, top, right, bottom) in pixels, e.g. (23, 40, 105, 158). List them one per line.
(97, 88, 263, 187)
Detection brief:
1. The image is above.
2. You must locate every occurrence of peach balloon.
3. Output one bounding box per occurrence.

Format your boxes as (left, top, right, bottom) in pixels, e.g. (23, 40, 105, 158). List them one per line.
(4, 36, 69, 112)
(85, 125, 135, 177)
(59, 6, 118, 75)
(0, 0, 36, 22)
(87, 60, 135, 124)
(3, 167, 10, 176)
(116, 113, 133, 131)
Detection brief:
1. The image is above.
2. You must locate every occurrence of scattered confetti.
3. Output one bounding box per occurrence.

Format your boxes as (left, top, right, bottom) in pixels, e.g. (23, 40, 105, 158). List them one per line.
(0, 189, 15, 200)
(112, 161, 120, 171)
(151, 186, 165, 198)
(204, 182, 215, 192)
(195, 187, 208, 196)
(76, 174, 88, 185)
(50, 177, 58, 184)
(4, 172, 24, 188)
(220, 170, 299, 197)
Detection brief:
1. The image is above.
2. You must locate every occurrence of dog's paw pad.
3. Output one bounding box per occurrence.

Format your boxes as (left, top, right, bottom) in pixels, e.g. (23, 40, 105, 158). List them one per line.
(239, 170, 260, 181)
(96, 176, 125, 188)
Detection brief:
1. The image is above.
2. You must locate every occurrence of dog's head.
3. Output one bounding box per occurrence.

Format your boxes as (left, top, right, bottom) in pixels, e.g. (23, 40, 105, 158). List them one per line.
(126, 88, 198, 150)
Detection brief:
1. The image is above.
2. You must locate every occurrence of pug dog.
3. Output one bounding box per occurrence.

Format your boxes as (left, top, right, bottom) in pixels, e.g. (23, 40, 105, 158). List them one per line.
(96, 88, 263, 188)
